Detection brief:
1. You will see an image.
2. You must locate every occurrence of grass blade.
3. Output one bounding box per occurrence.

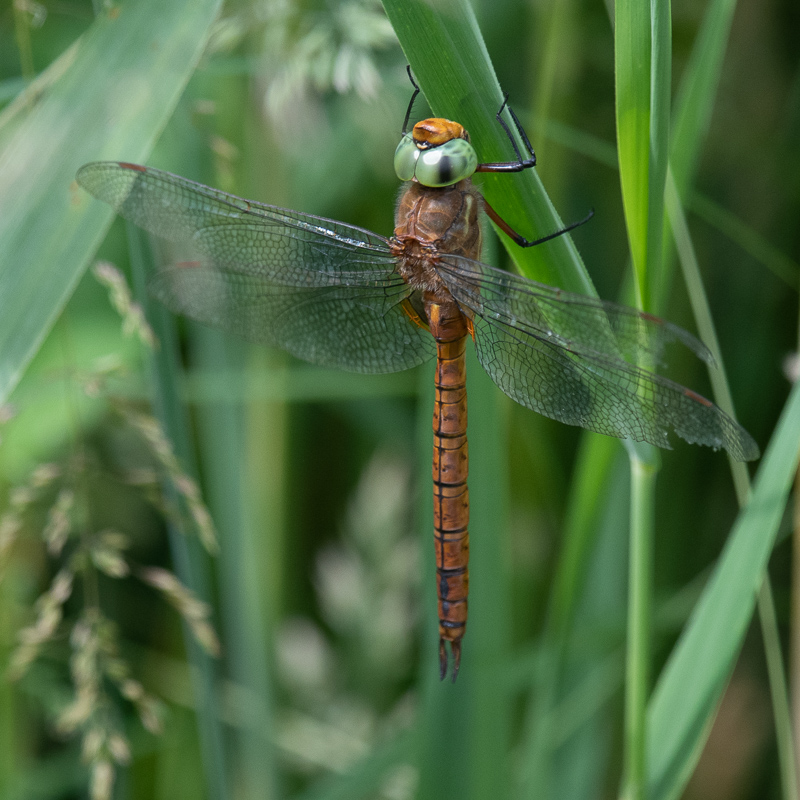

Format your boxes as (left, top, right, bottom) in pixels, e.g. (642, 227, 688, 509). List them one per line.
(127, 223, 230, 800)
(614, 1, 673, 797)
(646, 379, 800, 800)
(0, 0, 222, 404)
(647, 0, 672, 304)
(669, 0, 739, 197)
(658, 169, 793, 800)
(656, 0, 739, 303)
(614, 0, 651, 307)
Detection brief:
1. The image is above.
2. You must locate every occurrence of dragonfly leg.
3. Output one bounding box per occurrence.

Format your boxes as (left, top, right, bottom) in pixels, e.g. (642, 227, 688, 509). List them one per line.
(482, 197, 595, 248)
(474, 94, 537, 174)
(402, 65, 421, 135)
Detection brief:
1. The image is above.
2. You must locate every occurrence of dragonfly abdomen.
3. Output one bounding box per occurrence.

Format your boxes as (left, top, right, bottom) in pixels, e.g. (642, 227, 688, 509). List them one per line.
(428, 299, 471, 682)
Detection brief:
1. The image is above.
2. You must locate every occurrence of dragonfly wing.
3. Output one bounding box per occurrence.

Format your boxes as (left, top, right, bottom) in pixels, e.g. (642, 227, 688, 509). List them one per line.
(151, 265, 435, 372)
(77, 162, 397, 284)
(437, 256, 715, 367)
(78, 162, 435, 373)
(438, 257, 758, 461)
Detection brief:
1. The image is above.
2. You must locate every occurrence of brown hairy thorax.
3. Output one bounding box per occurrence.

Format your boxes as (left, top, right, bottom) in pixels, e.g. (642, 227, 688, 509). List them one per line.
(390, 179, 483, 295)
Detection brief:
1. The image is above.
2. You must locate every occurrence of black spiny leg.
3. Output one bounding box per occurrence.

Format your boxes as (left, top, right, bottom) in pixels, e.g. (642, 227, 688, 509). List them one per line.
(475, 94, 537, 174)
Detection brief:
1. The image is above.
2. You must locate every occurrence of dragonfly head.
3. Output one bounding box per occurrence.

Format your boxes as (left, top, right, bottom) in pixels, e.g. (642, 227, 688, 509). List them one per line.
(394, 118, 478, 188)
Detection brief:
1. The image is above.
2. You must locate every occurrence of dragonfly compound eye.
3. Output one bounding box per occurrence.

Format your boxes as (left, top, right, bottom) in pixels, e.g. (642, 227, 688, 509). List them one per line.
(414, 138, 478, 187)
(394, 134, 478, 187)
(394, 133, 420, 182)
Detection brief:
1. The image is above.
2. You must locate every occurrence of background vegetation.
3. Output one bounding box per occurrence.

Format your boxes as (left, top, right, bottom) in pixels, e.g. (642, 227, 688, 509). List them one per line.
(0, 0, 799, 798)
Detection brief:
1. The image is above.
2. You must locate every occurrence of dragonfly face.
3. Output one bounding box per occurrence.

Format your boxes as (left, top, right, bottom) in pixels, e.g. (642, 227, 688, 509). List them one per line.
(76, 93, 758, 682)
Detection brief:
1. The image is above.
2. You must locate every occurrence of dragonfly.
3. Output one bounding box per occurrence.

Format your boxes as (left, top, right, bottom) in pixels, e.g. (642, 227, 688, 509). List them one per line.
(77, 79, 758, 682)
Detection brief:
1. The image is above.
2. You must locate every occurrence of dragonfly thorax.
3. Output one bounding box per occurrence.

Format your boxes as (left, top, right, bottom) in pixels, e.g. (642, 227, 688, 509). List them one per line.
(391, 178, 483, 287)
(390, 176, 483, 327)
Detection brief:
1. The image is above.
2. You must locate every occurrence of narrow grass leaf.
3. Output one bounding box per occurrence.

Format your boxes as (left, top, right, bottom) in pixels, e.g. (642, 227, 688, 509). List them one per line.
(669, 0, 739, 196)
(759, 578, 800, 800)
(646, 379, 800, 800)
(614, 0, 651, 305)
(613, 3, 662, 798)
(665, 173, 751, 500)
(663, 172, 794, 800)
(657, 0, 739, 301)
(689, 193, 799, 290)
(127, 223, 230, 800)
(647, 0, 672, 307)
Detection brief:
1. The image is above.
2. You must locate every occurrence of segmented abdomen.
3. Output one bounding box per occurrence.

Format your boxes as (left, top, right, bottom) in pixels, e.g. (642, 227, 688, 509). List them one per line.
(429, 305, 470, 681)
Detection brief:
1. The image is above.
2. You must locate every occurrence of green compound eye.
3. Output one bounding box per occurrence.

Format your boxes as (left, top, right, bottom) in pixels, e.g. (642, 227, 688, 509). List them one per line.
(413, 138, 478, 187)
(394, 134, 478, 187)
(394, 134, 419, 182)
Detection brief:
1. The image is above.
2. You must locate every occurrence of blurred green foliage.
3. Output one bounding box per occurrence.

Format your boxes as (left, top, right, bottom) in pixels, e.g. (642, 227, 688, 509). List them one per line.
(0, 0, 798, 799)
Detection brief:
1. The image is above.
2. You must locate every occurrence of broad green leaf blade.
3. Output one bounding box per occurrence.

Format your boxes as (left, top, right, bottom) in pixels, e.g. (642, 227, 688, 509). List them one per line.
(381, 0, 596, 297)
(0, 0, 223, 404)
(647, 379, 800, 800)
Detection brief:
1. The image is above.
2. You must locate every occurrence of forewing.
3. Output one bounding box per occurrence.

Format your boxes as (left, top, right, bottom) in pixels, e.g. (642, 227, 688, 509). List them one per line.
(78, 162, 435, 372)
(77, 162, 395, 284)
(438, 256, 758, 461)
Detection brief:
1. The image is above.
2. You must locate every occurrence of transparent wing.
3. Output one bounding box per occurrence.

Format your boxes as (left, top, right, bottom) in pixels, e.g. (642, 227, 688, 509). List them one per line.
(438, 256, 758, 461)
(438, 256, 714, 366)
(78, 162, 435, 372)
(150, 267, 434, 372)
